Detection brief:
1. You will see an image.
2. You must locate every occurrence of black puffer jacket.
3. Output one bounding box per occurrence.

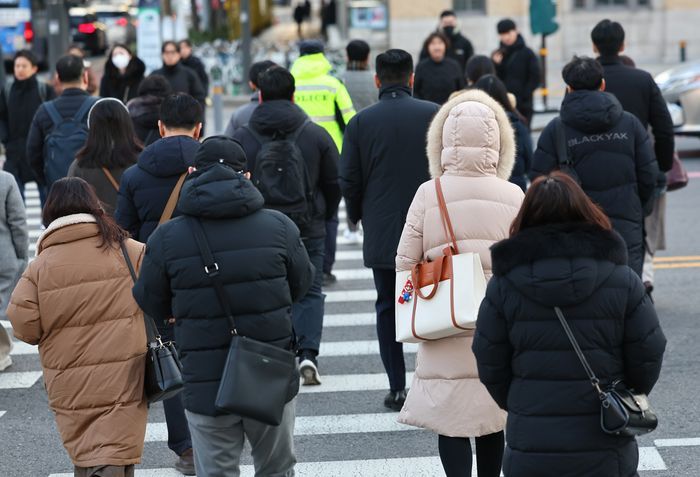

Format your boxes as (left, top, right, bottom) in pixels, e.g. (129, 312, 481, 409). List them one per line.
(232, 100, 341, 239)
(115, 136, 200, 241)
(127, 94, 163, 146)
(133, 164, 314, 416)
(413, 57, 465, 105)
(473, 223, 666, 477)
(99, 56, 146, 103)
(530, 91, 659, 275)
(495, 35, 540, 115)
(150, 63, 206, 106)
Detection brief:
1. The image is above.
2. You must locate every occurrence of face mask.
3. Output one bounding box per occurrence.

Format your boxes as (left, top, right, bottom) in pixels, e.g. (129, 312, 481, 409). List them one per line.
(442, 26, 455, 37)
(111, 54, 130, 69)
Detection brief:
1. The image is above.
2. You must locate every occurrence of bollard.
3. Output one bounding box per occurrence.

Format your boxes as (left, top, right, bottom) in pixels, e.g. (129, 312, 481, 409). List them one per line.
(680, 40, 687, 63)
(211, 65, 224, 134)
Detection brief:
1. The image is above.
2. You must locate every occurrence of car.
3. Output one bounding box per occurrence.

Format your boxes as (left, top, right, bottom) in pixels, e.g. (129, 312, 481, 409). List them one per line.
(656, 60, 700, 136)
(69, 8, 108, 56)
(92, 3, 136, 47)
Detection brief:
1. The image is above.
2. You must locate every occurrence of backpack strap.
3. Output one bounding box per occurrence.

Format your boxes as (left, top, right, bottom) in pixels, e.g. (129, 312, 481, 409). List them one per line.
(289, 119, 311, 143)
(73, 97, 96, 123)
(44, 101, 63, 128)
(242, 124, 269, 146)
(3, 82, 11, 102)
(553, 117, 571, 168)
(38, 82, 47, 103)
(159, 173, 187, 225)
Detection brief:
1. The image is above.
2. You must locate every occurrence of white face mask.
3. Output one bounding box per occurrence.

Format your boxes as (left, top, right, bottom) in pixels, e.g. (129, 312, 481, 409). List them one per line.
(111, 54, 130, 70)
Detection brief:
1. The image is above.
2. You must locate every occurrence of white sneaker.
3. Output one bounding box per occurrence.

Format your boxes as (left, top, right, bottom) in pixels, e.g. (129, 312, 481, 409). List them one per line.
(299, 358, 322, 385)
(343, 229, 362, 244)
(0, 355, 12, 372)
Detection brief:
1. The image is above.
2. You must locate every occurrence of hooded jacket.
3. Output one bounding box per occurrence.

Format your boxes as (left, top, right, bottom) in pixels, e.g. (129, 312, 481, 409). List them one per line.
(290, 53, 356, 151)
(115, 136, 200, 242)
(8, 215, 148, 467)
(127, 94, 163, 146)
(495, 35, 540, 114)
(0, 171, 27, 320)
(472, 223, 666, 477)
(396, 90, 524, 437)
(530, 90, 659, 275)
(508, 111, 533, 192)
(150, 63, 206, 106)
(232, 99, 341, 239)
(340, 84, 439, 269)
(99, 56, 146, 103)
(132, 164, 314, 416)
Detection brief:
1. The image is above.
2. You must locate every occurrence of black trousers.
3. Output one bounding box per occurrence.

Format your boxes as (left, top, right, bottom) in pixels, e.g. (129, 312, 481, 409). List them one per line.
(438, 432, 505, 477)
(372, 268, 406, 392)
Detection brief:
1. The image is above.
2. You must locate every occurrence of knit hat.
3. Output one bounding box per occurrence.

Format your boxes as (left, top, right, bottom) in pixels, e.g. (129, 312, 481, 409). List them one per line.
(194, 136, 247, 171)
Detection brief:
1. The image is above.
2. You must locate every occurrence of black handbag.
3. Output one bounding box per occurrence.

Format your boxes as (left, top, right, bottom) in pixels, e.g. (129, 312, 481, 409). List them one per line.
(121, 242, 184, 403)
(188, 218, 297, 426)
(554, 307, 658, 437)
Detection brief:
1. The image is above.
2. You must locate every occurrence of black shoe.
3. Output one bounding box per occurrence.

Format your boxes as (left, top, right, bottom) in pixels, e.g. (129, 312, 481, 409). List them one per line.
(323, 272, 337, 286)
(298, 350, 322, 385)
(384, 389, 407, 412)
(174, 448, 195, 475)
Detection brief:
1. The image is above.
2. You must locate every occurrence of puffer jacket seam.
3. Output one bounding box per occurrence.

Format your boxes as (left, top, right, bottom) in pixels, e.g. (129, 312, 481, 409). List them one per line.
(43, 352, 145, 371)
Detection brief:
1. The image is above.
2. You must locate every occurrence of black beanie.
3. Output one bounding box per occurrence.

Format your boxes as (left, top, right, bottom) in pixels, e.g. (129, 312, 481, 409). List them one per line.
(194, 136, 248, 171)
(299, 40, 324, 56)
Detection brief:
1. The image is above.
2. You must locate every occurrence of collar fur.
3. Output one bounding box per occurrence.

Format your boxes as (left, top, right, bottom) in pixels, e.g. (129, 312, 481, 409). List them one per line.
(490, 223, 628, 277)
(36, 213, 97, 255)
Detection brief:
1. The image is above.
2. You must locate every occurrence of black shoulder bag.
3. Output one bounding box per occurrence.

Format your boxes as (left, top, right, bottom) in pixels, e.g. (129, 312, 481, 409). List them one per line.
(188, 217, 297, 426)
(554, 307, 658, 437)
(553, 118, 581, 185)
(121, 242, 184, 403)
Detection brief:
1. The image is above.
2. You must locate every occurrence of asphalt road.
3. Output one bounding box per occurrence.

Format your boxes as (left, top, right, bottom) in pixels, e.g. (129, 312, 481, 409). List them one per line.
(1, 133, 700, 476)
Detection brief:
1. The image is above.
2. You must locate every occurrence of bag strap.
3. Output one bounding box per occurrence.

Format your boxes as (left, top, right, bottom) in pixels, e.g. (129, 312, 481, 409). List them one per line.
(159, 173, 187, 225)
(187, 217, 238, 335)
(553, 118, 571, 168)
(73, 97, 95, 123)
(435, 177, 459, 254)
(44, 101, 63, 128)
(38, 82, 47, 103)
(120, 241, 160, 343)
(553, 307, 604, 396)
(3, 82, 11, 101)
(102, 167, 119, 191)
(289, 119, 311, 143)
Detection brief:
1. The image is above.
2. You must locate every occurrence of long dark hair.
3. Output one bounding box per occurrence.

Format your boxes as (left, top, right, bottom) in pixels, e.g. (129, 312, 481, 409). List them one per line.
(465, 55, 495, 84)
(43, 177, 129, 248)
(76, 98, 142, 169)
(510, 172, 612, 236)
(422, 32, 450, 59)
(473, 74, 527, 124)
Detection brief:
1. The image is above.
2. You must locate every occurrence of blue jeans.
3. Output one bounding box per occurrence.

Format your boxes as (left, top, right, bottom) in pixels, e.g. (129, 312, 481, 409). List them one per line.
(292, 237, 326, 354)
(159, 322, 193, 456)
(372, 268, 406, 392)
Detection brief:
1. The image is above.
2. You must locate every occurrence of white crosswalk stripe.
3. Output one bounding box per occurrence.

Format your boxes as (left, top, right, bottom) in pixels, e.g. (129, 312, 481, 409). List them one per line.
(5, 184, 673, 475)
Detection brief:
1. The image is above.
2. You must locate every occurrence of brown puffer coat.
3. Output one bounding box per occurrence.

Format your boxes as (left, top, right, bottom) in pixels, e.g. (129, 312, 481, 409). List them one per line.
(7, 213, 148, 467)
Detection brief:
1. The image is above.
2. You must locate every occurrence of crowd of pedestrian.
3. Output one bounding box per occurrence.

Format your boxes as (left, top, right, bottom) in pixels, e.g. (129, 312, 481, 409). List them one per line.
(0, 11, 676, 477)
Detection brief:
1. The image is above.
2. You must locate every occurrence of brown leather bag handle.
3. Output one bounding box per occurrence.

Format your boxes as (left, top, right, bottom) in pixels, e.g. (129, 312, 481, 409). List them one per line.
(159, 173, 187, 225)
(411, 255, 445, 300)
(435, 177, 459, 255)
(102, 167, 120, 192)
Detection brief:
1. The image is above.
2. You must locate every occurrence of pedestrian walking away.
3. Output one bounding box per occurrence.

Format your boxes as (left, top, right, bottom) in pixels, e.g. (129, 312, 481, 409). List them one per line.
(472, 172, 666, 477)
(492, 19, 540, 126)
(151, 42, 206, 109)
(420, 9, 474, 72)
(395, 89, 523, 477)
(54, 45, 98, 96)
(179, 39, 210, 97)
(26, 54, 98, 196)
(0, 49, 55, 199)
(7, 177, 148, 476)
(100, 44, 146, 103)
(343, 39, 378, 112)
(233, 66, 341, 386)
(127, 75, 173, 147)
(591, 19, 675, 293)
(224, 60, 276, 137)
(132, 136, 313, 477)
(115, 93, 202, 475)
(414, 33, 465, 105)
(530, 56, 659, 276)
(68, 98, 142, 214)
(0, 170, 27, 373)
(339, 49, 439, 410)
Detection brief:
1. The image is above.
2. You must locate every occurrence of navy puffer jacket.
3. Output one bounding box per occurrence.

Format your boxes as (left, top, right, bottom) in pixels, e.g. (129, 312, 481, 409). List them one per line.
(473, 223, 666, 477)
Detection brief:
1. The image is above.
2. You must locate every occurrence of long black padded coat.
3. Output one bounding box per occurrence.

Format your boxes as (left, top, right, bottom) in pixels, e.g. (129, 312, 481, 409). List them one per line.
(133, 164, 314, 416)
(472, 223, 666, 477)
(530, 90, 659, 275)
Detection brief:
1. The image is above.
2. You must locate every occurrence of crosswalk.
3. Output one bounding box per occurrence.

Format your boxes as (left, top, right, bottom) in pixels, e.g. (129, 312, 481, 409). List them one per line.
(0, 183, 676, 476)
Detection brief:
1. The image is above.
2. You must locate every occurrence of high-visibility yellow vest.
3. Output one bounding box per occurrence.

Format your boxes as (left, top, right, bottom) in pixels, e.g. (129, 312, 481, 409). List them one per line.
(291, 53, 356, 152)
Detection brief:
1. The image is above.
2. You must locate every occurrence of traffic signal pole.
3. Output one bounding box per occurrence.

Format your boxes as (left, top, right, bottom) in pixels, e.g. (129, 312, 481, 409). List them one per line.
(47, 0, 70, 75)
(540, 34, 548, 112)
(240, 0, 252, 94)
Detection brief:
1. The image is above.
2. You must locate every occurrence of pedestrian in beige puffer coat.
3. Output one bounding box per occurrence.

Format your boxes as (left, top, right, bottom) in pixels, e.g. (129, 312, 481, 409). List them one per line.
(396, 89, 524, 477)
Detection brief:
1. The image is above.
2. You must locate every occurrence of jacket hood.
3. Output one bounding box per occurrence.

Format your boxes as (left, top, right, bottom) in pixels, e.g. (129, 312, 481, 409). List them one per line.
(138, 136, 200, 177)
(36, 213, 98, 254)
(249, 100, 307, 136)
(290, 53, 333, 80)
(560, 90, 624, 133)
(178, 164, 265, 219)
(491, 223, 628, 306)
(427, 89, 516, 180)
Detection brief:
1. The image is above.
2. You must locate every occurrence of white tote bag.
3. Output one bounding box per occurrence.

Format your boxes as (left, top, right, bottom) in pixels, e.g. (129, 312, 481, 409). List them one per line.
(395, 178, 487, 343)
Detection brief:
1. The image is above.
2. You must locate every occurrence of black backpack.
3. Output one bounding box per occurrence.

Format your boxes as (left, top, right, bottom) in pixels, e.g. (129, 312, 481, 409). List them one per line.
(245, 120, 314, 229)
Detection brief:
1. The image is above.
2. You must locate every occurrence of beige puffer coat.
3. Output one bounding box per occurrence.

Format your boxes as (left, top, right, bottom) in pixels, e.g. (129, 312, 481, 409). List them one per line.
(7, 214, 148, 467)
(396, 90, 524, 437)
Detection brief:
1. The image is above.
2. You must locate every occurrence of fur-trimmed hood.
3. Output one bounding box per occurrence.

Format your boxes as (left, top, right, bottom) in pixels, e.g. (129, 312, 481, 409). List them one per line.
(427, 89, 516, 180)
(36, 213, 97, 255)
(490, 223, 629, 306)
